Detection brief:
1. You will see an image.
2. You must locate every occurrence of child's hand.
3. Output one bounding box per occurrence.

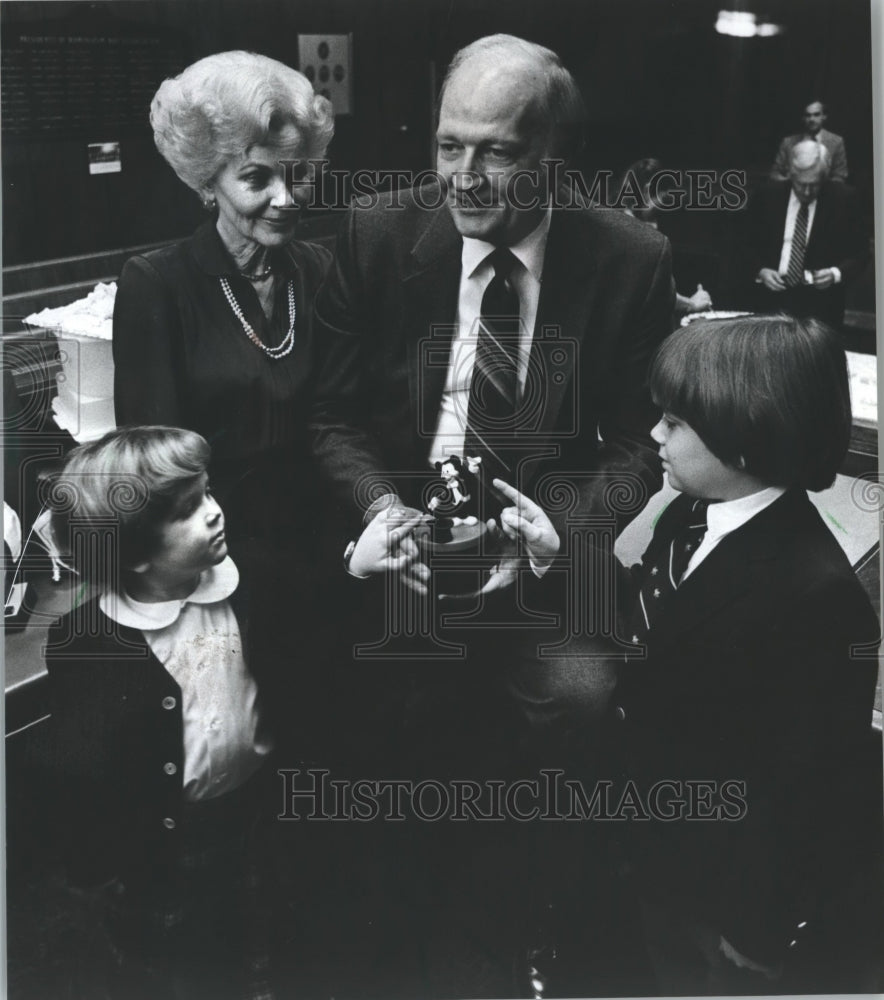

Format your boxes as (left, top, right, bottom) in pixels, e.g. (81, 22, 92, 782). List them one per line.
(348, 506, 429, 594)
(493, 478, 560, 568)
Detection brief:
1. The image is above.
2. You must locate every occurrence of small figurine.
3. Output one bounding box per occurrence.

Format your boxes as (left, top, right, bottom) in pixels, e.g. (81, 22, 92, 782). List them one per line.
(419, 454, 489, 593)
(424, 454, 486, 549)
(429, 456, 468, 513)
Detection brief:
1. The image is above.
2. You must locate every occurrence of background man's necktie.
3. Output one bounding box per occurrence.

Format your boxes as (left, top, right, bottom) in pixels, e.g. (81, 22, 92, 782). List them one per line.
(630, 498, 709, 643)
(463, 247, 522, 485)
(784, 202, 809, 287)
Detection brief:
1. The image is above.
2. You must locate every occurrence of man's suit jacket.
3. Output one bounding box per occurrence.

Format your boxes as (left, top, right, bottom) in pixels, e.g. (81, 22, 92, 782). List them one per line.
(613, 489, 879, 964)
(772, 129, 848, 182)
(745, 179, 867, 327)
(311, 181, 674, 538)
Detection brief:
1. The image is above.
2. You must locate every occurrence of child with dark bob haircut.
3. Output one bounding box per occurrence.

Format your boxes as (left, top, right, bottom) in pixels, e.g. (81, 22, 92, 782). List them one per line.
(45, 426, 278, 998)
(649, 312, 851, 492)
(490, 315, 879, 994)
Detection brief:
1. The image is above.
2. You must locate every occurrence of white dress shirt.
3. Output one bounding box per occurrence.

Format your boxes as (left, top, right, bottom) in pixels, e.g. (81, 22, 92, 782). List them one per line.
(429, 210, 551, 466)
(681, 486, 786, 582)
(101, 557, 272, 802)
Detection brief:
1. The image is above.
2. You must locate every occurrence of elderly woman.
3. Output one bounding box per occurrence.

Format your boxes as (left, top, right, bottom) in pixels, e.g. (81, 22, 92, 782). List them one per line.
(114, 51, 332, 565)
(113, 52, 335, 745)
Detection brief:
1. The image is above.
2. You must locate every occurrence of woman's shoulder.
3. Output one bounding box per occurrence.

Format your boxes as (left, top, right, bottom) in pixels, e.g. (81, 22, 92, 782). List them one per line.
(118, 223, 217, 285)
(117, 235, 196, 290)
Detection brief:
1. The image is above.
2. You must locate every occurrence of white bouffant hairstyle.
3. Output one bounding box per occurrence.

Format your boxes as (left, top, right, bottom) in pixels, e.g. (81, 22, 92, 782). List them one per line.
(150, 50, 335, 194)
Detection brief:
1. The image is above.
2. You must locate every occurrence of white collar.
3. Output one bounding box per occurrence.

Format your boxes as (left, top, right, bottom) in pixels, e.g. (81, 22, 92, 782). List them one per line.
(706, 486, 786, 539)
(461, 208, 552, 284)
(100, 556, 240, 630)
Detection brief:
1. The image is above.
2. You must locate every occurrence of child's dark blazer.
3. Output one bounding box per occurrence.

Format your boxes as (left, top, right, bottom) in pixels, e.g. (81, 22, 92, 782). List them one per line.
(613, 488, 879, 964)
(44, 597, 249, 888)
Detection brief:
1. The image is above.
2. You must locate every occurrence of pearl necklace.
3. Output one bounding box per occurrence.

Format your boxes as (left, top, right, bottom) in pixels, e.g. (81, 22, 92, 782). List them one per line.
(219, 277, 295, 359)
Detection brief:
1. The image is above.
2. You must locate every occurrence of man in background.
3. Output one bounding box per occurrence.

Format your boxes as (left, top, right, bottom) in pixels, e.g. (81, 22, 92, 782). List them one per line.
(771, 100, 848, 182)
(750, 139, 865, 328)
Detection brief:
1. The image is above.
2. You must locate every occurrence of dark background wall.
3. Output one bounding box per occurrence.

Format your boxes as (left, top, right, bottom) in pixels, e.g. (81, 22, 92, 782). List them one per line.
(1, 0, 875, 267)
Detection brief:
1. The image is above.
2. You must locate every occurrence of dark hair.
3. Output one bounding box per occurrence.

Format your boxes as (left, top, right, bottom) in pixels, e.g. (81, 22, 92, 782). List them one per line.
(650, 315, 851, 491)
(438, 34, 586, 162)
(48, 426, 211, 584)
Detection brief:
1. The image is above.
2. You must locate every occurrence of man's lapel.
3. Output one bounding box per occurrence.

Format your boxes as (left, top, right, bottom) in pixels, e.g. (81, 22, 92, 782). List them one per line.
(529, 208, 598, 438)
(806, 186, 830, 259)
(398, 204, 601, 467)
(403, 207, 463, 448)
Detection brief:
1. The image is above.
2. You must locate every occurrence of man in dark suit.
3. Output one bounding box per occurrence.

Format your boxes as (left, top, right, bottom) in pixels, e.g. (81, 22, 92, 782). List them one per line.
(312, 33, 674, 732)
(313, 35, 674, 994)
(748, 139, 866, 328)
(310, 34, 673, 989)
(771, 100, 848, 182)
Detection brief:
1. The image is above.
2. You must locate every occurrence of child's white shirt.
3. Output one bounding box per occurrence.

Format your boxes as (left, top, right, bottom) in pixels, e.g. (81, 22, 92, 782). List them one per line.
(100, 557, 272, 801)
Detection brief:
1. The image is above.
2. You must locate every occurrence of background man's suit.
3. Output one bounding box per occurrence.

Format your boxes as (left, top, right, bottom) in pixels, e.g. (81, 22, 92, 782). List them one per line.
(772, 129, 848, 182)
(746, 179, 866, 327)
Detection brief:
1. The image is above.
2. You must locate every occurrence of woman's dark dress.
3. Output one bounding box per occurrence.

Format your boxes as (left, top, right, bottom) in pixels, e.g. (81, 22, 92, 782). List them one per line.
(113, 220, 335, 746)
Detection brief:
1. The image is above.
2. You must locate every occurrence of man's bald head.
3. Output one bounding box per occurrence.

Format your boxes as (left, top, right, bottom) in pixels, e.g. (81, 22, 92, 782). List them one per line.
(435, 34, 585, 245)
(438, 34, 585, 162)
(790, 139, 829, 173)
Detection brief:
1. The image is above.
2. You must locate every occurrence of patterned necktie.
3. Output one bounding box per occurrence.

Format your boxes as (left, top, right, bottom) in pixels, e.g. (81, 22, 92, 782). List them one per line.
(630, 498, 709, 644)
(463, 247, 521, 482)
(784, 202, 809, 288)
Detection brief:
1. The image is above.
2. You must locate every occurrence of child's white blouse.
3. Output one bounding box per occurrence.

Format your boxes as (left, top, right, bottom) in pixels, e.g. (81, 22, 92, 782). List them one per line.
(100, 557, 273, 801)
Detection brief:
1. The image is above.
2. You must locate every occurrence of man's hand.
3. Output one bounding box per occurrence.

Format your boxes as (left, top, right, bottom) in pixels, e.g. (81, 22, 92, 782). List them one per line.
(478, 523, 521, 595)
(811, 267, 835, 289)
(348, 506, 429, 595)
(758, 268, 786, 291)
(494, 478, 560, 567)
(686, 283, 712, 313)
(472, 478, 561, 595)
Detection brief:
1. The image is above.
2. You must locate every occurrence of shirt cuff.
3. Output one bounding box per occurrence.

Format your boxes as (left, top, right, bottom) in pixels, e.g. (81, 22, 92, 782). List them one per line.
(343, 539, 370, 579)
(830, 266, 842, 284)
